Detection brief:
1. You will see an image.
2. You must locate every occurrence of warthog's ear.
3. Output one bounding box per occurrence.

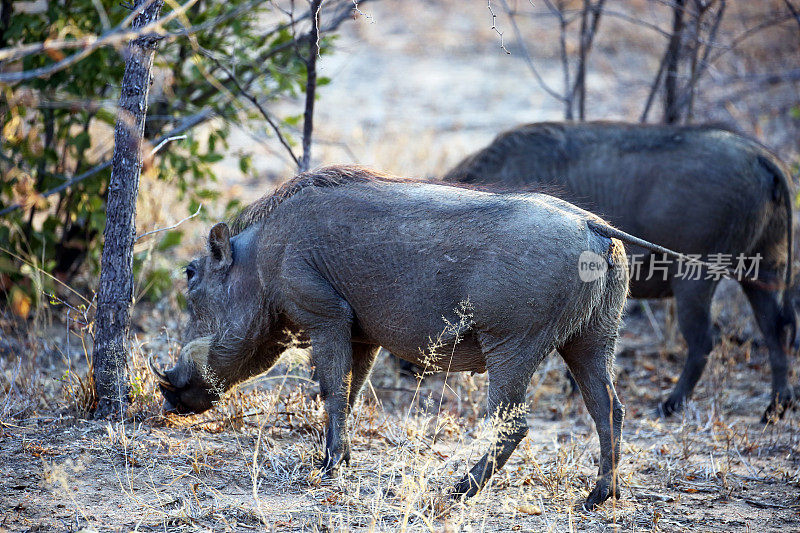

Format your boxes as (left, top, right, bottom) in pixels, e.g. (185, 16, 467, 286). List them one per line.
(208, 223, 233, 271)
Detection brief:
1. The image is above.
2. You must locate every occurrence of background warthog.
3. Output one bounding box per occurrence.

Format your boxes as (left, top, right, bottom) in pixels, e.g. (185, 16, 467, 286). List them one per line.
(443, 121, 796, 420)
(152, 165, 631, 509)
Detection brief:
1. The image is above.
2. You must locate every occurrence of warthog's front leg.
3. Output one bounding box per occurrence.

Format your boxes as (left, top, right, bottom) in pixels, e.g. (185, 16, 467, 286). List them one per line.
(310, 325, 354, 475)
(452, 405, 528, 498)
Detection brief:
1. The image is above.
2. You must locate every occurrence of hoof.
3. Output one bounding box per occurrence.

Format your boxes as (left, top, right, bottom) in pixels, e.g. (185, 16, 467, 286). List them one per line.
(583, 477, 620, 511)
(450, 477, 480, 500)
(320, 452, 347, 477)
(321, 440, 351, 475)
(762, 387, 796, 423)
(656, 397, 682, 419)
(319, 461, 339, 478)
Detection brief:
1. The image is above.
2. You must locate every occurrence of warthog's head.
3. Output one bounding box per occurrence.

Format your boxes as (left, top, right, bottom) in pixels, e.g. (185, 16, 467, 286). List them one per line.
(150, 222, 267, 415)
(149, 336, 217, 415)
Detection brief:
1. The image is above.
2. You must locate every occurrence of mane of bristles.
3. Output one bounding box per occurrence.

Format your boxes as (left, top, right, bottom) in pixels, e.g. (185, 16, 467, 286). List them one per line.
(229, 165, 407, 235)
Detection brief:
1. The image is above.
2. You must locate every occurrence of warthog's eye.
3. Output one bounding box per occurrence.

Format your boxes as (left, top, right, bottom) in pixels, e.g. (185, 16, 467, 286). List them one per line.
(185, 263, 197, 285)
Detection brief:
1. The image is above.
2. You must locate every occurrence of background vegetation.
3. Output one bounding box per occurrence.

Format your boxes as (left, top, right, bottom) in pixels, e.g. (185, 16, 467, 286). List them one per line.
(0, 0, 334, 315)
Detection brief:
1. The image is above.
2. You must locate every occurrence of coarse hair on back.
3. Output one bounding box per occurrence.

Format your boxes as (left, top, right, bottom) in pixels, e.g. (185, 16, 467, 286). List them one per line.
(229, 165, 412, 235)
(229, 164, 569, 236)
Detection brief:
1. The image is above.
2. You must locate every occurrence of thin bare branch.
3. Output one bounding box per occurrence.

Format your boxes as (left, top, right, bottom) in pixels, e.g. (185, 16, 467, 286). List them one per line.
(783, 0, 800, 31)
(351, 0, 374, 23)
(601, 9, 672, 38)
(543, 0, 574, 119)
(707, 11, 796, 64)
(0, 0, 288, 84)
(572, 0, 606, 120)
(135, 203, 202, 243)
(0, 0, 155, 62)
(0, 0, 371, 216)
(147, 134, 187, 158)
(0, 0, 202, 83)
(0, 109, 213, 217)
(488, 1, 511, 54)
(91, 0, 112, 31)
(663, 0, 686, 124)
(0, 0, 276, 63)
(203, 50, 300, 168)
(681, 0, 727, 121)
(497, 0, 567, 103)
(184, 0, 373, 111)
(640, 51, 668, 123)
(721, 67, 800, 85)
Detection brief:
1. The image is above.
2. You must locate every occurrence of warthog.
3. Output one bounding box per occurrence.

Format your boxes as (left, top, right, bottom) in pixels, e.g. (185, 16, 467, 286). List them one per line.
(151, 165, 634, 508)
(443, 121, 796, 419)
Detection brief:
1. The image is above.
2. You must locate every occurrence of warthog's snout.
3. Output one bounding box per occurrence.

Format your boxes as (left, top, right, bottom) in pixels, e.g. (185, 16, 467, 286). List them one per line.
(159, 387, 188, 415)
(149, 337, 216, 415)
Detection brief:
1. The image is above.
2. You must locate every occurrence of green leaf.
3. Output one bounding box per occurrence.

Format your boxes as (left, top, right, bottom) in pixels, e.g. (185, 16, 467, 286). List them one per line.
(238, 154, 253, 174)
(199, 152, 224, 163)
(157, 230, 184, 251)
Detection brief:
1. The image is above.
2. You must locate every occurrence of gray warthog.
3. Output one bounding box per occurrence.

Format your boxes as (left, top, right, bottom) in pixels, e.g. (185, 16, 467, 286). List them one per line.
(443, 121, 796, 419)
(151, 165, 632, 508)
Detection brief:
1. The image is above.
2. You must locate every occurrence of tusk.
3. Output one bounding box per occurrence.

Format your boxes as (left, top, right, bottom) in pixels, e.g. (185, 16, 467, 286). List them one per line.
(148, 355, 176, 390)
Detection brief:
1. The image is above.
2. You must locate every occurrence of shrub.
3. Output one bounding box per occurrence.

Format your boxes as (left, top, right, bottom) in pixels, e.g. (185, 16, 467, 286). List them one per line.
(0, 0, 331, 314)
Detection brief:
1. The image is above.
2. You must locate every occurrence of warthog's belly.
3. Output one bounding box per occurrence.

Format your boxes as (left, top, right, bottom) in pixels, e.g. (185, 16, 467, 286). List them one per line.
(384, 330, 487, 374)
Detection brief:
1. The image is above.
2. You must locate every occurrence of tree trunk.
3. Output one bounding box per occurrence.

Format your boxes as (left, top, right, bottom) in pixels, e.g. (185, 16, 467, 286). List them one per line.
(299, 0, 321, 173)
(572, 0, 606, 121)
(664, 0, 686, 124)
(92, 0, 164, 420)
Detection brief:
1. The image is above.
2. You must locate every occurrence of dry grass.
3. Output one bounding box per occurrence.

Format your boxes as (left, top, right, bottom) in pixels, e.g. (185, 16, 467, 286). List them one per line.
(2, 286, 800, 531)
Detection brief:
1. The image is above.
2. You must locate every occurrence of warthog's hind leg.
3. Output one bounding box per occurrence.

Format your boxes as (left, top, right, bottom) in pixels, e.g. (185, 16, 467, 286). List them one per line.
(339, 344, 379, 465)
(559, 329, 624, 510)
(742, 285, 796, 421)
(348, 343, 380, 413)
(661, 279, 717, 417)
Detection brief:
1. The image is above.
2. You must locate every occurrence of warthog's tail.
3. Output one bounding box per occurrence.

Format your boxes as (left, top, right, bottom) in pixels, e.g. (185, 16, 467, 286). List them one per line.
(782, 172, 794, 307)
(586, 220, 777, 292)
(757, 153, 796, 346)
(757, 155, 794, 302)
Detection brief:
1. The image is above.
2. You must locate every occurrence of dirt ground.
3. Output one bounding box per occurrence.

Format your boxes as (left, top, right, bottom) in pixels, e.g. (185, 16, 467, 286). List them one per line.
(2, 1, 800, 531)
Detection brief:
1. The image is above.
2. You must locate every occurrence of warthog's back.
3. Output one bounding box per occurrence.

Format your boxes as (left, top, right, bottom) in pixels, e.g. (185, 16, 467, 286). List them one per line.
(443, 121, 789, 260)
(442, 123, 797, 419)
